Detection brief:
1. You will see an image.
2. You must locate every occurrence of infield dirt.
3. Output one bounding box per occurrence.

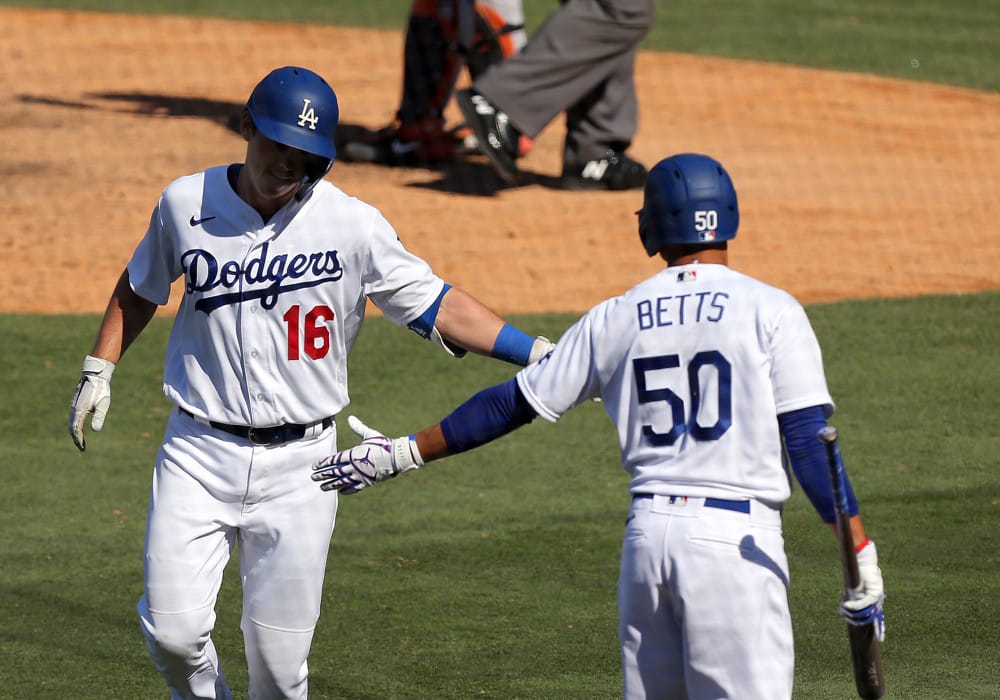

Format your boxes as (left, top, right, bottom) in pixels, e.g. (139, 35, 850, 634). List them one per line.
(2, 8, 997, 315)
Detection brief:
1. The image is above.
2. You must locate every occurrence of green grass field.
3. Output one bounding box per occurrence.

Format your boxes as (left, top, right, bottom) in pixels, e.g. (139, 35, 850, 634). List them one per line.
(2, 294, 999, 698)
(1, 1, 998, 698)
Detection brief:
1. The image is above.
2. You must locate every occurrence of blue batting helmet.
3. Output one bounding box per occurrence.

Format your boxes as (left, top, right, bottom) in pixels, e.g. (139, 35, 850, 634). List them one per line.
(637, 153, 739, 256)
(246, 66, 339, 162)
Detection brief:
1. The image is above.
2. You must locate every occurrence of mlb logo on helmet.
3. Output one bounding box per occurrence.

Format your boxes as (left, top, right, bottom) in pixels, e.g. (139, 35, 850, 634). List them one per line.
(698, 230, 717, 241)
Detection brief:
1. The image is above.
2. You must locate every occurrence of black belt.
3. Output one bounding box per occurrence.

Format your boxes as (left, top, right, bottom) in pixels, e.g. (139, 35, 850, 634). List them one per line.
(179, 407, 334, 446)
(633, 494, 751, 514)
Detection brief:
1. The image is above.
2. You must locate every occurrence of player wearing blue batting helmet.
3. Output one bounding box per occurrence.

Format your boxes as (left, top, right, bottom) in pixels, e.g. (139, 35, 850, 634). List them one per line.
(246, 66, 339, 163)
(637, 153, 739, 256)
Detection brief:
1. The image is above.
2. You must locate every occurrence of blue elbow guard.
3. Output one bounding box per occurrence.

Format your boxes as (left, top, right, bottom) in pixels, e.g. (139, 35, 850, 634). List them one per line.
(779, 406, 859, 524)
(440, 378, 536, 453)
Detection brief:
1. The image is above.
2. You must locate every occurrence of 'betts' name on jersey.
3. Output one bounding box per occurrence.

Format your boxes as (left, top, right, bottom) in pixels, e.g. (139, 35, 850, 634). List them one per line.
(515, 263, 833, 507)
(636, 290, 728, 329)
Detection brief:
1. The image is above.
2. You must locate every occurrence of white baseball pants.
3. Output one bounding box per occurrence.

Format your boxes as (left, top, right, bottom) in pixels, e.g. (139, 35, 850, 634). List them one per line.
(137, 409, 338, 699)
(618, 494, 793, 699)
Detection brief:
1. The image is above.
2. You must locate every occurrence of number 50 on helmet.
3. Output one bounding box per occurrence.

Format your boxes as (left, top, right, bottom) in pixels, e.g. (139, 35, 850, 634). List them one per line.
(637, 153, 740, 257)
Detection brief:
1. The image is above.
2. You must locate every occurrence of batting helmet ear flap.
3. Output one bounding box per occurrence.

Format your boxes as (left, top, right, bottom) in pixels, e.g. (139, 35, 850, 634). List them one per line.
(636, 206, 658, 258)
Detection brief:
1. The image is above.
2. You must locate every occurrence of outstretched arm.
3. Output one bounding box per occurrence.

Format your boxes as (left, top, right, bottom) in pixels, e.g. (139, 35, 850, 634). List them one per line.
(409, 285, 554, 366)
(434, 286, 506, 355)
(313, 377, 537, 493)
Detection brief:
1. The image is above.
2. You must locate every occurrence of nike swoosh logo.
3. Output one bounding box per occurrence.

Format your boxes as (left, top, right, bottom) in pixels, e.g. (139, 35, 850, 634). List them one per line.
(189, 215, 217, 226)
(390, 139, 419, 157)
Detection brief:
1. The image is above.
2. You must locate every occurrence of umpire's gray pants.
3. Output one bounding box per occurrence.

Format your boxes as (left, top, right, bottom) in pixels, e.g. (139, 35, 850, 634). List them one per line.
(474, 0, 654, 165)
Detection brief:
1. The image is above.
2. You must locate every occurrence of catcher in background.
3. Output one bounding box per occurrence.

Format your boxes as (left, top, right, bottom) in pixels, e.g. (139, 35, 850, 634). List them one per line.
(340, 0, 533, 166)
(314, 153, 886, 699)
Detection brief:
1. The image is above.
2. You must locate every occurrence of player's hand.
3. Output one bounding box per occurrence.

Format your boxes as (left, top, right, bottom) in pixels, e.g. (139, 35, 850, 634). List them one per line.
(528, 336, 555, 364)
(839, 540, 885, 641)
(312, 416, 423, 495)
(68, 355, 116, 452)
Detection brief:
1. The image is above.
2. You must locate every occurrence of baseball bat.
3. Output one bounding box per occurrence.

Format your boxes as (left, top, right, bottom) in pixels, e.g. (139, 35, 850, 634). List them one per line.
(817, 425, 886, 700)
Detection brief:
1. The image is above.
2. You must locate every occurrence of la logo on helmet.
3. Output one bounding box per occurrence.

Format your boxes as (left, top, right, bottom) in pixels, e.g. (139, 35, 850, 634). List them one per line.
(297, 98, 319, 131)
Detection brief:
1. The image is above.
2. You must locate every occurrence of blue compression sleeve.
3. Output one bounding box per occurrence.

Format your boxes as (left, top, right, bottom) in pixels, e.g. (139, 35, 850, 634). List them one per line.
(491, 323, 536, 366)
(440, 378, 537, 453)
(778, 406, 859, 524)
(406, 284, 452, 339)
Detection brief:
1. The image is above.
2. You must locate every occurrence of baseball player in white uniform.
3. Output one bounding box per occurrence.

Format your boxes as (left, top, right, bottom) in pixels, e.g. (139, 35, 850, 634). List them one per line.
(67, 66, 553, 699)
(313, 153, 887, 699)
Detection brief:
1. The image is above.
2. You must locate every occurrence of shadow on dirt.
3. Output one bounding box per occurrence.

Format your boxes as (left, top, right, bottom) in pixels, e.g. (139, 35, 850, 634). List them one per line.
(403, 159, 564, 197)
(16, 94, 559, 195)
(334, 121, 564, 196)
(18, 91, 243, 133)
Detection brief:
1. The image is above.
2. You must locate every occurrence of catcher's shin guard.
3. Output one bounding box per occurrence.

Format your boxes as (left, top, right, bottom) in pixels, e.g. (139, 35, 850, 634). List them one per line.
(467, 3, 523, 78)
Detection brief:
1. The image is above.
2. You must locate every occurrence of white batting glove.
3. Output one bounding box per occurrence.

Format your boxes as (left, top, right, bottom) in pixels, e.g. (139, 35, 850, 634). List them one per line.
(839, 540, 886, 641)
(528, 336, 555, 364)
(312, 416, 423, 495)
(68, 355, 116, 452)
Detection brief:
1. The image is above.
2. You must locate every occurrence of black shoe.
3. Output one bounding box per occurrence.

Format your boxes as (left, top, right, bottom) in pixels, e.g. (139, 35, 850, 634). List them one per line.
(456, 88, 520, 185)
(340, 120, 459, 166)
(561, 150, 648, 191)
(342, 136, 418, 165)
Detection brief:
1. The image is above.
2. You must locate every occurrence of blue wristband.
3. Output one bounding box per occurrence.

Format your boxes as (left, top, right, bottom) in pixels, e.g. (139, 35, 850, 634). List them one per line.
(491, 323, 535, 366)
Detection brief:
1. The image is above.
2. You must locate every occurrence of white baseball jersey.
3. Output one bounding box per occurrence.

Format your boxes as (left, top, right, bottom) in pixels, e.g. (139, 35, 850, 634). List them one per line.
(127, 165, 444, 426)
(516, 262, 833, 506)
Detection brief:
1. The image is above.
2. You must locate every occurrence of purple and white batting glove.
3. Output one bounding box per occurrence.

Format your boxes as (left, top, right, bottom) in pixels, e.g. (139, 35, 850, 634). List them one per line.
(312, 416, 423, 495)
(69, 355, 116, 452)
(839, 540, 886, 641)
